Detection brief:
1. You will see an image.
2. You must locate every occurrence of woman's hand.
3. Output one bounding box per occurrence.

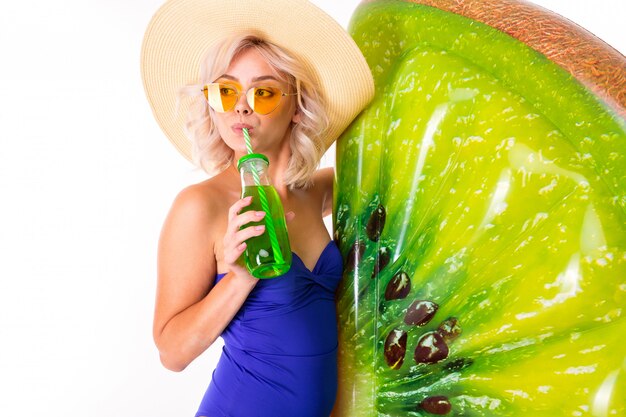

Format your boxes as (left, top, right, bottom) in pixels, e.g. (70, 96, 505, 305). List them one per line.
(222, 196, 267, 274)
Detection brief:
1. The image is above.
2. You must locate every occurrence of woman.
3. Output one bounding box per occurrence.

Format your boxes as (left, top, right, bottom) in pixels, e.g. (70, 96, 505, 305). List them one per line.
(141, 0, 374, 416)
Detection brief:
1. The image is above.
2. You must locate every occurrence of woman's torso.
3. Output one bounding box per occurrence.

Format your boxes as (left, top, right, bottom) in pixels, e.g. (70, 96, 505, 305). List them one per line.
(196, 241, 343, 417)
(194, 167, 340, 417)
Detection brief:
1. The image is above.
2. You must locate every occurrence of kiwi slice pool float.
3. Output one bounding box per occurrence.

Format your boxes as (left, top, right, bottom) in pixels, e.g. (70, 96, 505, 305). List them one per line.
(333, 1, 626, 416)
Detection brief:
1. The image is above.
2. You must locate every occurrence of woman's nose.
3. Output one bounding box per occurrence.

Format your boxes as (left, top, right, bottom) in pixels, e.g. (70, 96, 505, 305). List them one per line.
(235, 92, 252, 115)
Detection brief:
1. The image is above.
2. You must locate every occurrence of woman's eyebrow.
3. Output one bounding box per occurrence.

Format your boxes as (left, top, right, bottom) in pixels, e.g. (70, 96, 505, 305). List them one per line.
(217, 74, 238, 81)
(217, 74, 281, 83)
(252, 75, 281, 83)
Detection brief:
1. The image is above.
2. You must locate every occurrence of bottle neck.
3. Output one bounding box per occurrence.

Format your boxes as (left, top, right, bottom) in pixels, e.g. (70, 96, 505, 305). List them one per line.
(233, 138, 291, 192)
(240, 158, 270, 187)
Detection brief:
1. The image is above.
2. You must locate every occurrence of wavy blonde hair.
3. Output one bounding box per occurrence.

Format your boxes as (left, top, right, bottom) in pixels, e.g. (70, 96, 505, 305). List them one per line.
(180, 34, 329, 189)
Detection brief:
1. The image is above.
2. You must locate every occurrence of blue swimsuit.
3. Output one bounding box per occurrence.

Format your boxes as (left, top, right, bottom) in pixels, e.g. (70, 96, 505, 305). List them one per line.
(195, 241, 343, 417)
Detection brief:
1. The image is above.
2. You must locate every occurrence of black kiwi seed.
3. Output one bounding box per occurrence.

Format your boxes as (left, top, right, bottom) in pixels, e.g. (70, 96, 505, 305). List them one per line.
(385, 271, 411, 300)
(437, 317, 462, 342)
(414, 331, 449, 364)
(419, 395, 452, 415)
(383, 328, 407, 370)
(345, 241, 366, 272)
(372, 247, 391, 278)
(404, 300, 438, 326)
(366, 204, 386, 242)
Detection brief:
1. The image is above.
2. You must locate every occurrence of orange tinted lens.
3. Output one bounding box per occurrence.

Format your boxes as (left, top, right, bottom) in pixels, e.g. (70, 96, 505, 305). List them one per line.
(247, 87, 282, 114)
(205, 83, 239, 112)
(218, 84, 239, 111)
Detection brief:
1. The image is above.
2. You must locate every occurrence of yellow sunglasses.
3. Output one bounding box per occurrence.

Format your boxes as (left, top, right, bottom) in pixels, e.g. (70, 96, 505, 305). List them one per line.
(202, 83, 297, 115)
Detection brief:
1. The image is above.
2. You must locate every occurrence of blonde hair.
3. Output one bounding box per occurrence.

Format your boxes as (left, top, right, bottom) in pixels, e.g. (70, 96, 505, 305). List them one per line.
(180, 34, 329, 189)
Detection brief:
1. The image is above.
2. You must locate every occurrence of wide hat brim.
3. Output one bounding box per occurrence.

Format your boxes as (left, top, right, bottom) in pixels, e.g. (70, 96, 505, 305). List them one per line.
(141, 0, 374, 163)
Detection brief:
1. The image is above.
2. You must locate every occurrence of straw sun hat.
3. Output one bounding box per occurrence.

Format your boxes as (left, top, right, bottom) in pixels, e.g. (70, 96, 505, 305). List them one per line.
(141, 0, 374, 163)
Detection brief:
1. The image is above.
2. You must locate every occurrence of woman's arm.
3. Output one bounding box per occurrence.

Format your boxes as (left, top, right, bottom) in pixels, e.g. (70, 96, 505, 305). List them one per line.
(153, 186, 263, 372)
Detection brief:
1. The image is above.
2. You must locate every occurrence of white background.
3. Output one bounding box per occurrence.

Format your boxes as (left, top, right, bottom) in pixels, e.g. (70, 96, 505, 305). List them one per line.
(0, 1, 624, 416)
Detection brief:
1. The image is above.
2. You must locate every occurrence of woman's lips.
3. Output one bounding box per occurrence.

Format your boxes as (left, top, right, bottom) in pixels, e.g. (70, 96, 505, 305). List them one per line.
(232, 123, 253, 134)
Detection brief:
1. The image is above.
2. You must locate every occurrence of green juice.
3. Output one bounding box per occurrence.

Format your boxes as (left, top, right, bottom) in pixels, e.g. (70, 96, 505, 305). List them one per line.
(241, 185, 292, 278)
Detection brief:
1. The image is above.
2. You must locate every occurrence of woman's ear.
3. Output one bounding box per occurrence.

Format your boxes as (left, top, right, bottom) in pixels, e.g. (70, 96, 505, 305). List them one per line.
(292, 110, 302, 124)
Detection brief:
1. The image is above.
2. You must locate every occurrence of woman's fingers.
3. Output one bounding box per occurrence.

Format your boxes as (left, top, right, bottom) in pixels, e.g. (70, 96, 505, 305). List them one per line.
(224, 241, 247, 265)
(227, 197, 266, 230)
(224, 197, 268, 264)
(234, 224, 265, 244)
(234, 210, 266, 230)
(228, 196, 253, 220)
(223, 225, 265, 264)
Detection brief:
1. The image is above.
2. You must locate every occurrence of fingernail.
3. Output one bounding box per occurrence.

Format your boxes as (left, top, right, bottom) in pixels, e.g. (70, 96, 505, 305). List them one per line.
(255, 211, 266, 217)
(255, 225, 265, 231)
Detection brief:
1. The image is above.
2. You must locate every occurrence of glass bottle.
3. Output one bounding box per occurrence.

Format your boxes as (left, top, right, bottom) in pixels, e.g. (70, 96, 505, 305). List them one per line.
(237, 153, 292, 278)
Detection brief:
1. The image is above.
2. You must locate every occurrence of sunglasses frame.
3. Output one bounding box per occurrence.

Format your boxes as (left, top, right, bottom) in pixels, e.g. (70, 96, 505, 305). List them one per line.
(202, 82, 298, 115)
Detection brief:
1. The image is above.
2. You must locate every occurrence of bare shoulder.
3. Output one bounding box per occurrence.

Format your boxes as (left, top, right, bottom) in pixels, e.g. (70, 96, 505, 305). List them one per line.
(159, 176, 236, 272)
(159, 181, 219, 268)
(168, 175, 235, 223)
(170, 179, 219, 220)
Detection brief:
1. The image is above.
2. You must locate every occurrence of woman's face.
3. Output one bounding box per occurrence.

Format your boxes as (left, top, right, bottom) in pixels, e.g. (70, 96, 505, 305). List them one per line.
(210, 48, 300, 156)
